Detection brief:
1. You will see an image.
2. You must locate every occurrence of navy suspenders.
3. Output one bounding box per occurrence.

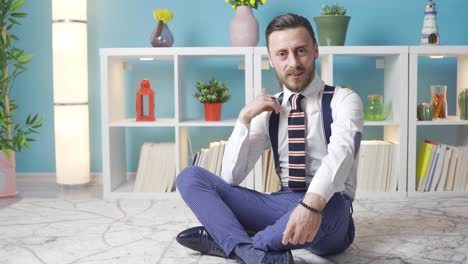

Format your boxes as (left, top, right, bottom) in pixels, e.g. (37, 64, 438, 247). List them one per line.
(268, 85, 335, 176)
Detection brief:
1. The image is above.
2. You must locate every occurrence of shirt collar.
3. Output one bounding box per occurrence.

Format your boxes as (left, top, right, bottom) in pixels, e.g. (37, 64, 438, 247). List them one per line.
(282, 73, 325, 104)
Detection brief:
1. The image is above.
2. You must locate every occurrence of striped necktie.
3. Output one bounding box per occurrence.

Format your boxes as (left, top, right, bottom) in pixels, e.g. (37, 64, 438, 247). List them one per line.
(288, 93, 306, 191)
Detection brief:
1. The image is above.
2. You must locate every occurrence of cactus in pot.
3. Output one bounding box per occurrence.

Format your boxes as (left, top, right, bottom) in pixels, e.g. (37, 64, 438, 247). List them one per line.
(417, 103, 434, 121)
(459, 88, 468, 120)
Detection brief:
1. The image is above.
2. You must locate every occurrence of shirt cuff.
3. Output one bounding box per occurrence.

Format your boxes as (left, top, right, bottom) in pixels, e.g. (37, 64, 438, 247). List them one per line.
(307, 176, 334, 202)
(234, 119, 250, 132)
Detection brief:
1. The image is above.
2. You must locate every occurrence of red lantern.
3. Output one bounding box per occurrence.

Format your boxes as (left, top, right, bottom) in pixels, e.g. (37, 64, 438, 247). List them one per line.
(136, 79, 155, 121)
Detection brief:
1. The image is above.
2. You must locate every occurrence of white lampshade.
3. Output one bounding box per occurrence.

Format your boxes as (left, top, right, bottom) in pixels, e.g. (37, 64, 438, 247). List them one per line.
(54, 105, 90, 185)
(52, 0, 86, 21)
(52, 22, 88, 103)
(52, 0, 90, 185)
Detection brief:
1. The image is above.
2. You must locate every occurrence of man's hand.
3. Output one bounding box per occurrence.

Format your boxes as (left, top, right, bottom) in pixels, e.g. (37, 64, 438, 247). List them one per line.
(239, 88, 281, 124)
(282, 193, 326, 245)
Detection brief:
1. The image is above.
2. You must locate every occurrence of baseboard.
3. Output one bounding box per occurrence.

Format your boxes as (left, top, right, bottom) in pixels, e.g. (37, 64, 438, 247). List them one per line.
(16, 173, 103, 184)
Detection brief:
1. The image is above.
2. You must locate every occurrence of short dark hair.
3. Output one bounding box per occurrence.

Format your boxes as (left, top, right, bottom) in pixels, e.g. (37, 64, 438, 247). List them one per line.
(265, 13, 317, 48)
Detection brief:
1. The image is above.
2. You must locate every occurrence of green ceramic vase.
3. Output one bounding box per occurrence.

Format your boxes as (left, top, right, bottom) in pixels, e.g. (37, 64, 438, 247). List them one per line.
(313, 15, 350, 46)
(458, 88, 468, 120)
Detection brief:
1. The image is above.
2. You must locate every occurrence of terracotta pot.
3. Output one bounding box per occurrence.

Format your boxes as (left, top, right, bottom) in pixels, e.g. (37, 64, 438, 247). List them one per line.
(0, 150, 16, 197)
(204, 103, 222, 121)
(230, 6, 259, 46)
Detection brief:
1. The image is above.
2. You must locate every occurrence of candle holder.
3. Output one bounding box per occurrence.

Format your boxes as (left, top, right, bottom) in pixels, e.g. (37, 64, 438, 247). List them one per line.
(136, 79, 156, 121)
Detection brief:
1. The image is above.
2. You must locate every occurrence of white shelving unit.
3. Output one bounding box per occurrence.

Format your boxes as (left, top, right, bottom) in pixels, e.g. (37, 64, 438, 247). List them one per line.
(408, 46, 468, 197)
(100, 47, 254, 199)
(253, 46, 409, 198)
(100, 45, 468, 200)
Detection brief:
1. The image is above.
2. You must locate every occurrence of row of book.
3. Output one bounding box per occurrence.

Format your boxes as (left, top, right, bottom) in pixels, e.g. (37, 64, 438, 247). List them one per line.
(192, 140, 227, 176)
(134, 142, 176, 192)
(356, 140, 400, 192)
(416, 140, 468, 192)
(263, 141, 401, 193)
(191, 141, 251, 188)
(193, 140, 401, 193)
(192, 141, 281, 190)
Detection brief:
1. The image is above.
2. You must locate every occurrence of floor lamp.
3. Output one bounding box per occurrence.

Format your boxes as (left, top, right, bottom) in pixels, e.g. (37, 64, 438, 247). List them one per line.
(51, 0, 90, 185)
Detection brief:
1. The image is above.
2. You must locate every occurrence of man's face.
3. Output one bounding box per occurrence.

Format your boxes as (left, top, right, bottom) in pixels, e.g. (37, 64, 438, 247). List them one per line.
(268, 27, 318, 93)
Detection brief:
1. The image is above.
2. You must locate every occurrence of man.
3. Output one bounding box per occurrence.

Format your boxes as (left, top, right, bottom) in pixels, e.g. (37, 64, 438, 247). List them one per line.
(176, 13, 363, 264)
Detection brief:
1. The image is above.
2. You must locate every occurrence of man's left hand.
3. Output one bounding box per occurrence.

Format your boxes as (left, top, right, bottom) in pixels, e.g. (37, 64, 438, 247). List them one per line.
(281, 193, 325, 245)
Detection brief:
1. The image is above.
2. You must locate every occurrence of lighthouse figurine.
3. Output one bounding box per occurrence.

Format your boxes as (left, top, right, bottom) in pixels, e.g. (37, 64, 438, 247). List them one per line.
(420, 0, 440, 45)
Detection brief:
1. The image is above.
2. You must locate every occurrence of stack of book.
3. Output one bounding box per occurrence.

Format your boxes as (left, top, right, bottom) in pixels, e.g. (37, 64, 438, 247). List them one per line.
(262, 148, 281, 193)
(192, 140, 227, 176)
(416, 140, 468, 192)
(356, 140, 400, 192)
(134, 142, 176, 192)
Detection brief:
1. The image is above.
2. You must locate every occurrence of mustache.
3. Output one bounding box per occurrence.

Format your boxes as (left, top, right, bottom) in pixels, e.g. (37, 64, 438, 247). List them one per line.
(285, 66, 305, 75)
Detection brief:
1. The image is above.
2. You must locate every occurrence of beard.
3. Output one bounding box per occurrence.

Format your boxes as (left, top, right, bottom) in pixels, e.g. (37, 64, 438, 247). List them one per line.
(275, 64, 315, 93)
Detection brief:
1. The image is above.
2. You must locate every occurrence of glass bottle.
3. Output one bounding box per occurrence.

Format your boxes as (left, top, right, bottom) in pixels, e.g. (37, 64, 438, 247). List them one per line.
(364, 94, 386, 121)
(430, 85, 447, 118)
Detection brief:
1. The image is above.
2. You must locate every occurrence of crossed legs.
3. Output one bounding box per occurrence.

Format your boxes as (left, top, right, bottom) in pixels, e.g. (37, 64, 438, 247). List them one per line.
(176, 166, 354, 257)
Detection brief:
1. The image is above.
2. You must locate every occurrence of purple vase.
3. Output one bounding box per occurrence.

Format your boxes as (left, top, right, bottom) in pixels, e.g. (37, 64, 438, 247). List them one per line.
(150, 21, 174, 47)
(230, 6, 259, 46)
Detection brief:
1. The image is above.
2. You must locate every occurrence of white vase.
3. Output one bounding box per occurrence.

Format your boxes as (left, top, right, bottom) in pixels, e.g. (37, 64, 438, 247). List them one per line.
(230, 6, 259, 46)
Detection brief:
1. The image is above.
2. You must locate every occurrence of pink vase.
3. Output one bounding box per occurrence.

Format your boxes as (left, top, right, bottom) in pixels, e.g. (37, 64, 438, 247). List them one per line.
(230, 6, 259, 46)
(0, 150, 16, 197)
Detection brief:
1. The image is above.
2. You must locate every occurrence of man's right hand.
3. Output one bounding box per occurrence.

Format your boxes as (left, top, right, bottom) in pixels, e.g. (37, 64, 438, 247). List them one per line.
(239, 88, 281, 124)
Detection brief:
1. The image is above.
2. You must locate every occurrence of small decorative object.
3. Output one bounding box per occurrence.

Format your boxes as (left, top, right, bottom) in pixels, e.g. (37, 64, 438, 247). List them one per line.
(458, 88, 468, 120)
(150, 8, 174, 47)
(420, 0, 440, 45)
(430, 85, 447, 118)
(364, 94, 386, 121)
(227, 0, 266, 46)
(194, 77, 231, 121)
(417, 102, 434, 121)
(136, 79, 156, 121)
(313, 3, 350, 46)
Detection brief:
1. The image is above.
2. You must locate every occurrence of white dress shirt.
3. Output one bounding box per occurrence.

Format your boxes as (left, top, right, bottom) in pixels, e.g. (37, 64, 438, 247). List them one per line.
(221, 74, 364, 202)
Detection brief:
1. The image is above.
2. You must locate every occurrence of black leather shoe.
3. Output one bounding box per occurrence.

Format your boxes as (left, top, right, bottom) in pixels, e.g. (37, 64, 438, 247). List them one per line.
(261, 250, 294, 264)
(176, 226, 228, 258)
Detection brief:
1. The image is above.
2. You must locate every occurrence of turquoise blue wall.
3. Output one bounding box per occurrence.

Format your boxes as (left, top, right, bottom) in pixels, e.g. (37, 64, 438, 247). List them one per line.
(12, 0, 468, 172)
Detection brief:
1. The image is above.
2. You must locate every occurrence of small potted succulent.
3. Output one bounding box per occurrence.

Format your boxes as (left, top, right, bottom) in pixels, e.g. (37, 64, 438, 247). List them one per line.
(194, 77, 230, 121)
(313, 3, 350, 46)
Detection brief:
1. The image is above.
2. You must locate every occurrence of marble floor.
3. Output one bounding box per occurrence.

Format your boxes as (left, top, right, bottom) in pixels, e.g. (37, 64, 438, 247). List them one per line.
(1, 175, 468, 264)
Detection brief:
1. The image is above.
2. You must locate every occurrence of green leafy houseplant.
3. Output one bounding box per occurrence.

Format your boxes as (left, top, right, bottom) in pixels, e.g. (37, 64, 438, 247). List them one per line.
(194, 77, 230, 121)
(314, 3, 350, 46)
(194, 77, 230, 103)
(0, 0, 43, 157)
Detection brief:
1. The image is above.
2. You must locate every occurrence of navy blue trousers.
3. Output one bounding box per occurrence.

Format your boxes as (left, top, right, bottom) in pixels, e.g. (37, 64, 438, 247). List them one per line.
(176, 166, 355, 257)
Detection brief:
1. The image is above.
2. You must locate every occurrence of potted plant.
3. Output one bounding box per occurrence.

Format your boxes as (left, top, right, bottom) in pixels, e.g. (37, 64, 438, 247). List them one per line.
(313, 3, 350, 46)
(194, 77, 230, 121)
(0, 0, 44, 197)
